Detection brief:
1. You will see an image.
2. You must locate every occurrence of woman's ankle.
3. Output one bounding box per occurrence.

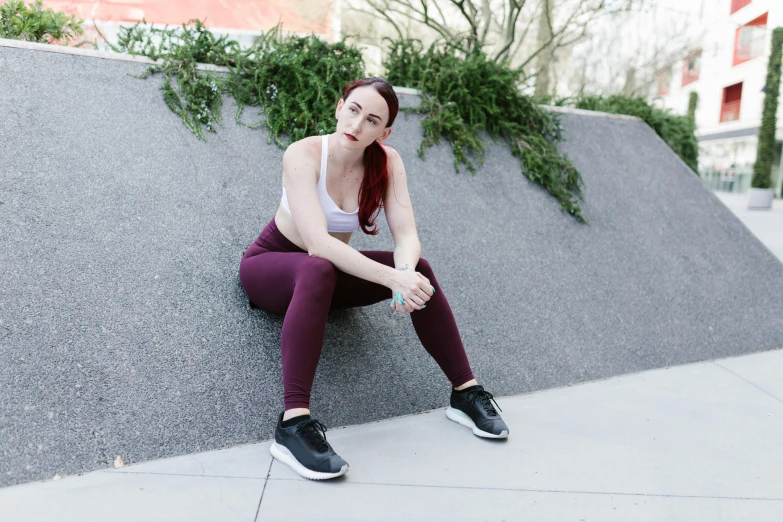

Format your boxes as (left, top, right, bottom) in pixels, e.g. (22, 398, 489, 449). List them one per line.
(454, 379, 478, 391)
(283, 407, 311, 421)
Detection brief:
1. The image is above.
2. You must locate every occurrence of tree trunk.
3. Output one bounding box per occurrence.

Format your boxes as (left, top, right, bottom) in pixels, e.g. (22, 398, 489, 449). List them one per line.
(534, 0, 553, 97)
(622, 66, 636, 96)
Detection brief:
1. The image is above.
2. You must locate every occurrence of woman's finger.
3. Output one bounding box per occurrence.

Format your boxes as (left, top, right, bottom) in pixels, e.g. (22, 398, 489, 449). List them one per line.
(408, 294, 426, 307)
(391, 292, 409, 313)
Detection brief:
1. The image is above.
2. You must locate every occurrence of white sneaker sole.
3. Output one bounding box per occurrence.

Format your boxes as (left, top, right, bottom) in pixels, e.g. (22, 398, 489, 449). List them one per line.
(446, 406, 509, 439)
(270, 441, 349, 481)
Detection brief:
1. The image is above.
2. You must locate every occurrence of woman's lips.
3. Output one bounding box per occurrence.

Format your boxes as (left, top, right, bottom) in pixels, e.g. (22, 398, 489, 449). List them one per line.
(345, 133, 357, 141)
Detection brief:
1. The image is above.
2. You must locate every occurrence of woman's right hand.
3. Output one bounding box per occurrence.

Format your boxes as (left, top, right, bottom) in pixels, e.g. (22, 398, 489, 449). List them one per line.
(390, 269, 434, 313)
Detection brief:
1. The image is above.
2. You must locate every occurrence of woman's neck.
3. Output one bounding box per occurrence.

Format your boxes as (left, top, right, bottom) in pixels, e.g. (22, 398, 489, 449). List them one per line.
(328, 132, 365, 174)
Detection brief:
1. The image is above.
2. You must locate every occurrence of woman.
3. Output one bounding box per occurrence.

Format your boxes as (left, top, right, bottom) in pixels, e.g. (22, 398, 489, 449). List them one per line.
(239, 77, 509, 481)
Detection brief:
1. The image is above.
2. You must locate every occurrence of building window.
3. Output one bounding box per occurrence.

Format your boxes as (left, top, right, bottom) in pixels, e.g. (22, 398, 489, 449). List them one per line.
(734, 13, 767, 66)
(682, 50, 701, 87)
(730, 0, 751, 15)
(720, 82, 742, 123)
(657, 67, 672, 96)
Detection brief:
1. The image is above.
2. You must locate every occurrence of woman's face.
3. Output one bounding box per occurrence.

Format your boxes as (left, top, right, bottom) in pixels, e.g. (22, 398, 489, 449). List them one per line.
(335, 85, 392, 149)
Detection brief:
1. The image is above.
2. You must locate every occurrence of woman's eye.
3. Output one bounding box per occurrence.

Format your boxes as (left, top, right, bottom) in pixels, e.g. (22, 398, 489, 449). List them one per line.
(349, 107, 374, 124)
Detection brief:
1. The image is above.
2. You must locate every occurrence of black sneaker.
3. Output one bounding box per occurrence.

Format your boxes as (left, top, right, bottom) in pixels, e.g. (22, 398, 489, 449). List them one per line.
(269, 412, 349, 480)
(446, 385, 509, 439)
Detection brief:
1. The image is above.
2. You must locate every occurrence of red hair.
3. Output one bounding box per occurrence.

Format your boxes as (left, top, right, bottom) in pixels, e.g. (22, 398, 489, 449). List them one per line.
(340, 77, 399, 235)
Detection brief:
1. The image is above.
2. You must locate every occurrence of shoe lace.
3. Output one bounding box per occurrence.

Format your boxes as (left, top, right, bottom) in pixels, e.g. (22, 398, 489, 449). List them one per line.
(468, 389, 502, 416)
(295, 419, 330, 452)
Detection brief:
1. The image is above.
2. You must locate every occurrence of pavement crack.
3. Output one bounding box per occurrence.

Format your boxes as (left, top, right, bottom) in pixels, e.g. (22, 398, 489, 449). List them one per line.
(713, 361, 783, 405)
(265, 477, 783, 502)
(254, 458, 274, 522)
(189, 456, 206, 475)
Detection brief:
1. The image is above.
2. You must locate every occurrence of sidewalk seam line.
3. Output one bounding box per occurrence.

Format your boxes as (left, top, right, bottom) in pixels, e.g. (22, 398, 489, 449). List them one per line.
(712, 361, 783, 405)
(254, 459, 274, 522)
(105, 470, 264, 480)
(264, 478, 783, 501)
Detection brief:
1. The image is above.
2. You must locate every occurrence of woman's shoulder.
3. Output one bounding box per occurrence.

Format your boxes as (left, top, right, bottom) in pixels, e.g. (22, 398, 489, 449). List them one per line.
(286, 135, 321, 160)
(282, 136, 322, 185)
(382, 144, 402, 173)
(382, 143, 399, 157)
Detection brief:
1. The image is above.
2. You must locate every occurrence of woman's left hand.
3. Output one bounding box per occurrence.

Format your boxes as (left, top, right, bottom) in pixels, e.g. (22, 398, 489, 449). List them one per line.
(390, 270, 431, 314)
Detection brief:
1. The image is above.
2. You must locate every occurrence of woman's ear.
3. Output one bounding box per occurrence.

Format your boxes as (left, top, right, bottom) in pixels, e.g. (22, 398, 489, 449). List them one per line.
(335, 98, 343, 119)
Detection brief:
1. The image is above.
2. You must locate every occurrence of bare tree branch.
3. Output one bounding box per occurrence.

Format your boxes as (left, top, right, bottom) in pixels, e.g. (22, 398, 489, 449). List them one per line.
(433, 0, 450, 27)
(492, 0, 526, 61)
(350, 3, 407, 41)
(448, 0, 480, 48)
(480, 0, 492, 44)
(346, 0, 650, 92)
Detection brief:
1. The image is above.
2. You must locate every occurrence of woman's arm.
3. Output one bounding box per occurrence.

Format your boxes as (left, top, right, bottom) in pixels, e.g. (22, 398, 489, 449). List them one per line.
(283, 142, 400, 289)
(383, 147, 421, 269)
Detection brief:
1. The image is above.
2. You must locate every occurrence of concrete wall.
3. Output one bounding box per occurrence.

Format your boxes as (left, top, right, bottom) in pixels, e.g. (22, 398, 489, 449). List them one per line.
(2, 43, 782, 488)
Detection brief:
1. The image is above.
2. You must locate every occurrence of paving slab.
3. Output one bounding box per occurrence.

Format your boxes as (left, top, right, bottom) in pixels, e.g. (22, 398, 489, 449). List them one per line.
(106, 440, 274, 479)
(261, 351, 783, 500)
(714, 348, 783, 403)
(0, 471, 264, 522)
(257, 480, 782, 522)
(2, 349, 781, 521)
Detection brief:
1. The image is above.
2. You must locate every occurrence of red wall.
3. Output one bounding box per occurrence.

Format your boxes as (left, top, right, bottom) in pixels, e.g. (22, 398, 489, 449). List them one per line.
(730, 0, 751, 15)
(43, 1, 333, 37)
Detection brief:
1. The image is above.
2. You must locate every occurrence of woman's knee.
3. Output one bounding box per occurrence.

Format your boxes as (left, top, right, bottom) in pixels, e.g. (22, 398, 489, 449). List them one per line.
(416, 257, 432, 273)
(298, 257, 337, 287)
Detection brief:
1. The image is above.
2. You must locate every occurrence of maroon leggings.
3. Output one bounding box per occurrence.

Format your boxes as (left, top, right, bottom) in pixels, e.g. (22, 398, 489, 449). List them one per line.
(239, 215, 475, 411)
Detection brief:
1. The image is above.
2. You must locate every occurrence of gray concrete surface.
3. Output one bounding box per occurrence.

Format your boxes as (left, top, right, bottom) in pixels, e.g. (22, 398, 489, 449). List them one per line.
(2, 42, 783, 488)
(1, 348, 781, 521)
(713, 191, 783, 263)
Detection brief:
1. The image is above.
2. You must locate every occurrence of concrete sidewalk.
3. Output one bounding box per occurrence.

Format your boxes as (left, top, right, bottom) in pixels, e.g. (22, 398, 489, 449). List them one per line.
(713, 191, 783, 263)
(1, 349, 781, 521)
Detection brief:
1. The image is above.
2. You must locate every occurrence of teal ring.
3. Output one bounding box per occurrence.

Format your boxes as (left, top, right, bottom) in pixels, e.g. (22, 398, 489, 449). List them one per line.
(392, 286, 435, 309)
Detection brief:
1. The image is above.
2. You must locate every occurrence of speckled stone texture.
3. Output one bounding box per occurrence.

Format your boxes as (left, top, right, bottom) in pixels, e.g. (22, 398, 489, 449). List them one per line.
(1, 44, 782, 488)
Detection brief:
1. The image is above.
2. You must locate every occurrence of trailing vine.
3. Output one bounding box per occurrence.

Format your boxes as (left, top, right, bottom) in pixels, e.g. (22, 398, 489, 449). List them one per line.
(98, 19, 365, 146)
(95, 20, 585, 221)
(383, 38, 586, 223)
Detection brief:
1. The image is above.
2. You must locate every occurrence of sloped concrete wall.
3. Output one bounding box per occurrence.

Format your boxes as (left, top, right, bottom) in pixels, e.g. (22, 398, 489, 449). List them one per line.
(2, 43, 782, 487)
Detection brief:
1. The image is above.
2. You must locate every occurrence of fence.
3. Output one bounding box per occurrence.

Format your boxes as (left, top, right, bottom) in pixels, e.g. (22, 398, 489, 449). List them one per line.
(699, 166, 754, 194)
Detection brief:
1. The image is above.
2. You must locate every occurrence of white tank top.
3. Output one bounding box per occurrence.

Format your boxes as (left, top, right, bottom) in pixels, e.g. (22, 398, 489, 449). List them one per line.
(281, 134, 361, 233)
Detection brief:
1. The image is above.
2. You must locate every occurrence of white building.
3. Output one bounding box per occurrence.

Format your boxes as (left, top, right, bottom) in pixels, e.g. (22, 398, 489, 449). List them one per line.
(656, 0, 783, 197)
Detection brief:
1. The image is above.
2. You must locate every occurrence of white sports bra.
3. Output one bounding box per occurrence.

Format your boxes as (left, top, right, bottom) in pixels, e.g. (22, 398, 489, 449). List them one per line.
(281, 134, 361, 233)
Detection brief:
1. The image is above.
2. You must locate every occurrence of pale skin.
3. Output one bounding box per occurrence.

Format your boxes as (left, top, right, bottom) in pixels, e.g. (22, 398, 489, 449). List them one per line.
(277, 85, 477, 421)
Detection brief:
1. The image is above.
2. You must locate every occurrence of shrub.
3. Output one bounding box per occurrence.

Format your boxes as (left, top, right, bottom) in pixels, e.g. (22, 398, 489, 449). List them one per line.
(384, 38, 586, 222)
(0, 0, 85, 46)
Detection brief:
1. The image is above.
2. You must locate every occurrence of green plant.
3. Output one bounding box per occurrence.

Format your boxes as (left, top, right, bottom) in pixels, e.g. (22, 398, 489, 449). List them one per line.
(752, 27, 783, 190)
(383, 38, 586, 222)
(99, 19, 365, 145)
(100, 22, 585, 221)
(687, 91, 698, 128)
(569, 94, 699, 173)
(0, 0, 86, 46)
